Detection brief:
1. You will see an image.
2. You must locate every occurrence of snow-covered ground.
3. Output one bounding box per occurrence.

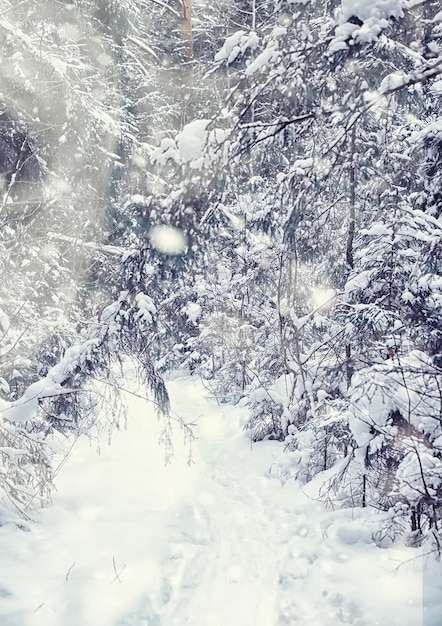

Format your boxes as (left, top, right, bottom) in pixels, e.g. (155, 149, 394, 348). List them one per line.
(0, 375, 439, 625)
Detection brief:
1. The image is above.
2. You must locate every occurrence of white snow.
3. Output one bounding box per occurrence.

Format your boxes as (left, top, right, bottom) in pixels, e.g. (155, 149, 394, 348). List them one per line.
(148, 225, 187, 256)
(245, 45, 279, 76)
(151, 138, 181, 166)
(311, 287, 335, 308)
(431, 80, 442, 96)
(215, 30, 246, 63)
(183, 302, 202, 324)
(379, 71, 407, 94)
(361, 223, 390, 237)
(134, 293, 156, 325)
(0, 376, 437, 625)
(214, 31, 259, 65)
(330, 0, 406, 51)
(340, 0, 406, 22)
(151, 121, 231, 171)
(176, 119, 210, 169)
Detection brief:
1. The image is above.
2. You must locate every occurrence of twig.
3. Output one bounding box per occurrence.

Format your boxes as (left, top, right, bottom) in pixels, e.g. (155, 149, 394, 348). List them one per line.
(110, 556, 126, 585)
(391, 549, 435, 574)
(65, 562, 75, 582)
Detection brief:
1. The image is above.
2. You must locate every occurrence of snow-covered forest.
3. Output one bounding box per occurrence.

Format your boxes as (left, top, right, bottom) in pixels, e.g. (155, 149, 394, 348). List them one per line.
(0, 0, 442, 623)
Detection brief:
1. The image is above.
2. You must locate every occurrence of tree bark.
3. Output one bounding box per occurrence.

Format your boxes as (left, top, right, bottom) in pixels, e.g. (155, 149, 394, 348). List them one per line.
(177, 0, 193, 61)
(345, 127, 356, 388)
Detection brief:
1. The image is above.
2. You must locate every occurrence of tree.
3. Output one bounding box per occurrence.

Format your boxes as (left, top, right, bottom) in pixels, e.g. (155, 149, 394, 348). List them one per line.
(0, 0, 181, 520)
(157, 0, 442, 546)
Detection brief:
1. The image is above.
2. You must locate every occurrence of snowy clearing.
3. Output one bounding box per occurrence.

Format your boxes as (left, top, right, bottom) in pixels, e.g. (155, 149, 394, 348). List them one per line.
(0, 376, 438, 625)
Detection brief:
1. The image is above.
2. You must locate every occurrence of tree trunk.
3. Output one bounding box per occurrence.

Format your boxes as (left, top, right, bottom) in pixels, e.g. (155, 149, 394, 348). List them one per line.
(346, 127, 356, 270)
(180, 0, 193, 57)
(345, 127, 356, 388)
(175, 0, 194, 120)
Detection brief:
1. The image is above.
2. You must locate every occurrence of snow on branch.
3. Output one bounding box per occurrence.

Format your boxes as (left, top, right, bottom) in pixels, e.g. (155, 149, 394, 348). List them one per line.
(330, 0, 406, 51)
(214, 30, 259, 65)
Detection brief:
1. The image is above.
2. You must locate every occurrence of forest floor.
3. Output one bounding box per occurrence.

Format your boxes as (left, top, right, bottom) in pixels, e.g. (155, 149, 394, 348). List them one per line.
(0, 375, 439, 625)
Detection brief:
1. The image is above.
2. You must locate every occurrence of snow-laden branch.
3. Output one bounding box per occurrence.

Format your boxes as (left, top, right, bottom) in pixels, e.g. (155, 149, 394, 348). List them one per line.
(46, 232, 123, 257)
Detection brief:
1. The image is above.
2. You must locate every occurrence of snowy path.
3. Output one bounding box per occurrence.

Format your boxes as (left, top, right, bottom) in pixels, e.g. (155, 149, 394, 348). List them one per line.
(0, 376, 434, 625)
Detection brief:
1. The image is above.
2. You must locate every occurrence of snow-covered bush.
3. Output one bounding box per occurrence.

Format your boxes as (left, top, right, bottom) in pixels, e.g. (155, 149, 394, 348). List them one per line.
(343, 351, 442, 541)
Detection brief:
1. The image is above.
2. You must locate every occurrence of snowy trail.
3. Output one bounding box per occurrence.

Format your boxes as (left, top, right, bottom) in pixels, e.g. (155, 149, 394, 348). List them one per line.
(0, 376, 433, 625)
